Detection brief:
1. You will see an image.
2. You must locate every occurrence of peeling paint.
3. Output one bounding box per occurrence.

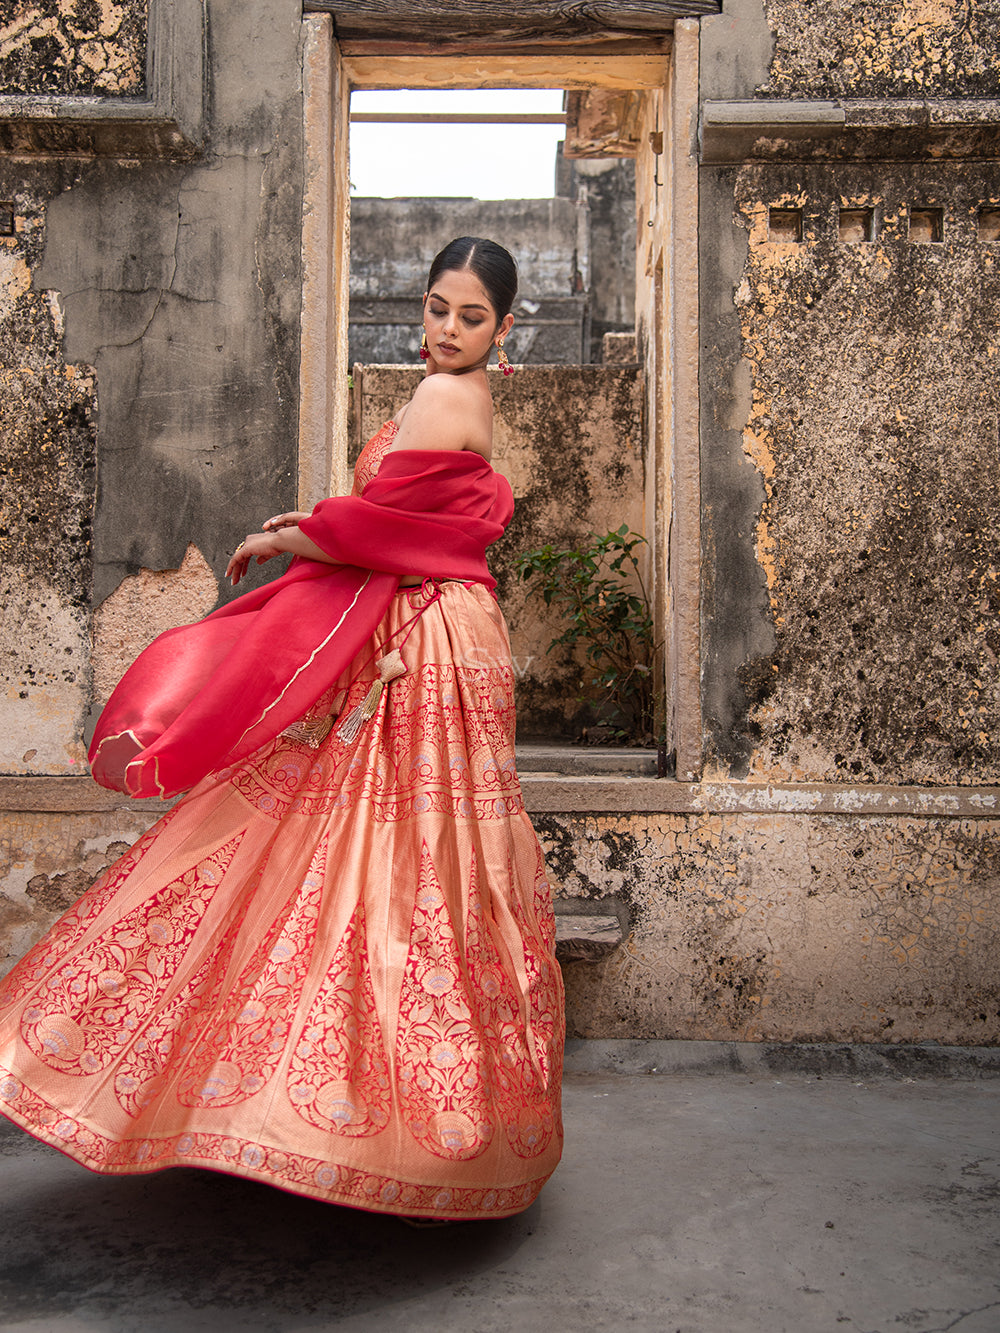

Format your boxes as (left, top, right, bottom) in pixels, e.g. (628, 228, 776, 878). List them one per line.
(728, 163, 1000, 784)
(543, 811, 1000, 1044)
(0, 810, 157, 976)
(761, 0, 1000, 100)
(0, 0, 146, 97)
(93, 543, 219, 706)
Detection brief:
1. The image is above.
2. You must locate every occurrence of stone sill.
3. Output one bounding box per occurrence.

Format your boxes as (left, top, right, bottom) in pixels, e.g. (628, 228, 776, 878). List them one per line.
(0, 100, 202, 159)
(700, 97, 1000, 163)
(1, 772, 999, 819)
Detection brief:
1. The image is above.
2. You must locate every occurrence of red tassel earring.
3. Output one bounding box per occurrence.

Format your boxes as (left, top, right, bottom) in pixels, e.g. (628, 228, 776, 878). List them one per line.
(497, 340, 514, 376)
(419, 331, 429, 361)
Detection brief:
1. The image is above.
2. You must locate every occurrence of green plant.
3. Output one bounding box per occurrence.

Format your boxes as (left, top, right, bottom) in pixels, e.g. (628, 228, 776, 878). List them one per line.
(514, 525, 660, 744)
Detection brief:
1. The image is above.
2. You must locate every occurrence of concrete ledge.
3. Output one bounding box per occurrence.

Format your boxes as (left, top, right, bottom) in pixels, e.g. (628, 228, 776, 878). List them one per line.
(0, 776, 175, 815)
(3, 773, 1000, 819)
(563, 1039, 1000, 1079)
(700, 96, 1000, 163)
(522, 776, 1000, 816)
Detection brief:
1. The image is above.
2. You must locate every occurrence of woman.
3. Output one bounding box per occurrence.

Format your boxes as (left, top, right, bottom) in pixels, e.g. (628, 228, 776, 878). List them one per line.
(0, 237, 564, 1222)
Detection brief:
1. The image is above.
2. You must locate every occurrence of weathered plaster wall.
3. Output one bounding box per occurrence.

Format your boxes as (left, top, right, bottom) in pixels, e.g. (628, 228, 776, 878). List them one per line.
(353, 363, 646, 739)
(699, 2, 1000, 783)
(544, 809, 1000, 1044)
(0, 167, 96, 775)
(732, 163, 1000, 785)
(0, 806, 159, 979)
(0, 0, 146, 97)
(41, 0, 304, 611)
(761, 0, 1000, 100)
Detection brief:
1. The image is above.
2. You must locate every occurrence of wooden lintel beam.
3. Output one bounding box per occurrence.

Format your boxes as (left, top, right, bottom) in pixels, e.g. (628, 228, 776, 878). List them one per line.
(304, 0, 720, 43)
(338, 37, 672, 58)
(344, 54, 670, 91)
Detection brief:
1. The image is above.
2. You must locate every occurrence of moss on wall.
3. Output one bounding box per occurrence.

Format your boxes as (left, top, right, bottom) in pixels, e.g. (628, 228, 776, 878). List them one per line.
(0, 170, 97, 773)
(725, 161, 1000, 785)
(0, 1, 147, 97)
(761, 0, 1000, 100)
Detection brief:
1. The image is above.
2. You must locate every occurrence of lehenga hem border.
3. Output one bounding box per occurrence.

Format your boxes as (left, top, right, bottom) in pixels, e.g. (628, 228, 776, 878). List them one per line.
(0, 1068, 552, 1220)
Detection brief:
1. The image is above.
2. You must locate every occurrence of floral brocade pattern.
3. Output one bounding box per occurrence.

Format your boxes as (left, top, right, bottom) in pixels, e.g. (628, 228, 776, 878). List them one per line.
(18, 835, 243, 1077)
(396, 846, 496, 1161)
(287, 889, 391, 1138)
(227, 663, 521, 823)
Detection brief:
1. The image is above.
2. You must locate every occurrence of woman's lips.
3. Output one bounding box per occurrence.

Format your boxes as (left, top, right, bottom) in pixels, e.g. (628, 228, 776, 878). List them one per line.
(438, 342, 459, 354)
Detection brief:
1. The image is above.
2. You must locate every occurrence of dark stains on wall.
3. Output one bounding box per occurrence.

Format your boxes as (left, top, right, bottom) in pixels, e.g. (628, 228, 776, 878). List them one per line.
(26, 840, 129, 912)
(761, 0, 1000, 100)
(0, 165, 97, 715)
(730, 162, 1000, 784)
(0, 0, 147, 97)
(700, 168, 776, 778)
(33, 0, 304, 609)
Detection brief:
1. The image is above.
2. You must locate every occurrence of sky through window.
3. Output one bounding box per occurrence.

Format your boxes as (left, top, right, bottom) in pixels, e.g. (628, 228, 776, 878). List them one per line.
(349, 89, 566, 199)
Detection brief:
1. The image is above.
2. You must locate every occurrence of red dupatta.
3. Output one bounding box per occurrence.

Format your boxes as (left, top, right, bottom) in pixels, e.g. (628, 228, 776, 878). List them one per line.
(89, 449, 514, 799)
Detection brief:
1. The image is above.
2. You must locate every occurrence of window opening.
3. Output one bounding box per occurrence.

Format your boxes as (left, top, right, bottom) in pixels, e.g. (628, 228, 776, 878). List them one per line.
(347, 87, 638, 370)
(910, 206, 944, 243)
(768, 207, 803, 243)
(839, 207, 875, 243)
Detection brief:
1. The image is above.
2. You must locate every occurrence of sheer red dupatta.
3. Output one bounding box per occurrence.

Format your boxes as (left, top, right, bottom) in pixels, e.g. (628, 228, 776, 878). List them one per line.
(89, 449, 514, 799)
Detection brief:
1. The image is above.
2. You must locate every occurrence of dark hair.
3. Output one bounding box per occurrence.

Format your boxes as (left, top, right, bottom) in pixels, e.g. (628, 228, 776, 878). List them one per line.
(426, 236, 518, 325)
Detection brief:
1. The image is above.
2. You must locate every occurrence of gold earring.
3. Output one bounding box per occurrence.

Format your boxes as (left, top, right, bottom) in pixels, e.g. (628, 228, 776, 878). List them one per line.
(419, 330, 429, 361)
(497, 340, 513, 376)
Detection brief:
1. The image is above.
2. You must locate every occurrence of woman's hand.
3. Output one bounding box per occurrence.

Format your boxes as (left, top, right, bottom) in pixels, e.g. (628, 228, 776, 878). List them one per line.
(226, 531, 287, 586)
(262, 511, 310, 531)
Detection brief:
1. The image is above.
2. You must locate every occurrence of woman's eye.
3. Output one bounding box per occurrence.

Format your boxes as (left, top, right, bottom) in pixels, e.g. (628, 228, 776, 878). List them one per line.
(429, 307, 447, 317)
(464, 318, 483, 327)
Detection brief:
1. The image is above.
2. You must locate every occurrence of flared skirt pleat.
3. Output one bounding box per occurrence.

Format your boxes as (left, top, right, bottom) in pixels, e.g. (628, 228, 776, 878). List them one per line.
(0, 583, 564, 1219)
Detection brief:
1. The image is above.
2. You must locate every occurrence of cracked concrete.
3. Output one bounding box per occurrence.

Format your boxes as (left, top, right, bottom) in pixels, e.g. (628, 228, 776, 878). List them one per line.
(0, 1045, 996, 1332)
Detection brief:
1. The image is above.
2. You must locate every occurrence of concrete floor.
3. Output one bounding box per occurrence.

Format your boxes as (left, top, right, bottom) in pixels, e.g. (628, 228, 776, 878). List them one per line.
(0, 1045, 997, 1333)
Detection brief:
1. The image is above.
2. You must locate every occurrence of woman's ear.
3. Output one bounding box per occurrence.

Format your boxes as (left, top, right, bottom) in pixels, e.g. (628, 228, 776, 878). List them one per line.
(496, 312, 515, 344)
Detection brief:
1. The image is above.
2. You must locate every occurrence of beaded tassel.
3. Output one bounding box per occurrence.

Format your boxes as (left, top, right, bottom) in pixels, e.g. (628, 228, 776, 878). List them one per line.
(336, 649, 407, 743)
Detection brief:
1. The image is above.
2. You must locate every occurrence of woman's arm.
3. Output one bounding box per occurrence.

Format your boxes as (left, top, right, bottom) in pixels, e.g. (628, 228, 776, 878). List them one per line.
(225, 523, 337, 586)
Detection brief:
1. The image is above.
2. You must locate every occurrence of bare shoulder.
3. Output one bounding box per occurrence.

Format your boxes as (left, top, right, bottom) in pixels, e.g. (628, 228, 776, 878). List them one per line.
(392, 374, 493, 458)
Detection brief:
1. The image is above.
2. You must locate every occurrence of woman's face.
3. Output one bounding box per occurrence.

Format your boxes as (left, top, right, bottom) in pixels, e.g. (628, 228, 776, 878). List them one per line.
(422, 267, 513, 374)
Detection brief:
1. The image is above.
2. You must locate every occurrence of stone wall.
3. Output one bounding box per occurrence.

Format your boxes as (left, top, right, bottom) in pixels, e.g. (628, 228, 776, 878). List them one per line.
(1, 1, 998, 1046)
(0, 163, 97, 777)
(699, 0, 1000, 786)
(550, 805, 999, 1044)
(760, 0, 1000, 100)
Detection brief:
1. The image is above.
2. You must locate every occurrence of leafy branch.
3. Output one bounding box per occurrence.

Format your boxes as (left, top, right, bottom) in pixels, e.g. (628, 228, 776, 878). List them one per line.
(514, 525, 661, 744)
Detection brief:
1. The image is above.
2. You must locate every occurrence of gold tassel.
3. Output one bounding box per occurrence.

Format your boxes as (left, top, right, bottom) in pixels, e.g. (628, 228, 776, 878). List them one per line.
(281, 690, 346, 748)
(336, 649, 407, 743)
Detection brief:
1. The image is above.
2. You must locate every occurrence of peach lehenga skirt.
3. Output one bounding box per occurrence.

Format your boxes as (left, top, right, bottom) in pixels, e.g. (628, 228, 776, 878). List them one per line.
(0, 582, 564, 1220)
